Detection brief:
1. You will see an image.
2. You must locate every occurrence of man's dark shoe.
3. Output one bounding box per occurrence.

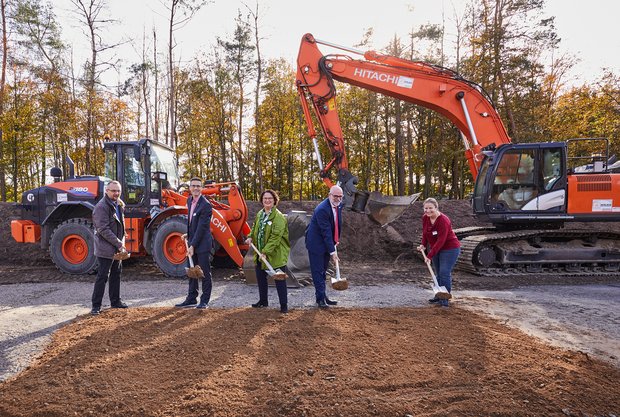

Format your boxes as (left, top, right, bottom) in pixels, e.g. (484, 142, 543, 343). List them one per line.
(251, 301, 268, 308)
(317, 300, 329, 309)
(90, 308, 100, 316)
(428, 298, 440, 304)
(175, 299, 197, 308)
(325, 298, 338, 306)
(111, 301, 128, 308)
(280, 305, 288, 314)
(196, 302, 208, 309)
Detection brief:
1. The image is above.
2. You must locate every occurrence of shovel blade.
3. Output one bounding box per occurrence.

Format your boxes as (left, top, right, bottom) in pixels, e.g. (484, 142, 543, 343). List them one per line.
(365, 192, 421, 226)
(185, 266, 204, 279)
(432, 284, 452, 299)
(271, 269, 288, 281)
(331, 278, 349, 291)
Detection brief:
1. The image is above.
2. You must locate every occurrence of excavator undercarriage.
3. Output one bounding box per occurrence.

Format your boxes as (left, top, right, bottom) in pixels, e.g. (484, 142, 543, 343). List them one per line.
(455, 227, 620, 276)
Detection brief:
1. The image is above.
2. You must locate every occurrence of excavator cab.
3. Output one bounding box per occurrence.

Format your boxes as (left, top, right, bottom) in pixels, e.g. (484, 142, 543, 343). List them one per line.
(473, 143, 567, 226)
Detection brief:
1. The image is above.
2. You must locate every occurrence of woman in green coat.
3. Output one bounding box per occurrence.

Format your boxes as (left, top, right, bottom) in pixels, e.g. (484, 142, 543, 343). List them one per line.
(246, 189, 290, 313)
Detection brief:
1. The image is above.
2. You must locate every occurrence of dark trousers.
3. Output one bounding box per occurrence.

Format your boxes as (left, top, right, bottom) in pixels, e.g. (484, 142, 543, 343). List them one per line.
(255, 264, 288, 307)
(92, 257, 122, 309)
(308, 250, 331, 303)
(187, 252, 212, 304)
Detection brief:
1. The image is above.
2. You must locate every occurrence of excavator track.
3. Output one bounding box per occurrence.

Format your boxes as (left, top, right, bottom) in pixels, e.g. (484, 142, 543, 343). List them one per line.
(456, 229, 620, 276)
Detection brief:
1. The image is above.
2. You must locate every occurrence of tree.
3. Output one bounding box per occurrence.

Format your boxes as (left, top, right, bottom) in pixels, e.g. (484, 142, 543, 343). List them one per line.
(71, 0, 119, 173)
(218, 10, 255, 194)
(165, 0, 208, 148)
(12, 0, 66, 185)
(0, 0, 8, 200)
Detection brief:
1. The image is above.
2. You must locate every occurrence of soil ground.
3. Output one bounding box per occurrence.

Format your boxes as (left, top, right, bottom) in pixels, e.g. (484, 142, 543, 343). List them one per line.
(0, 200, 619, 416)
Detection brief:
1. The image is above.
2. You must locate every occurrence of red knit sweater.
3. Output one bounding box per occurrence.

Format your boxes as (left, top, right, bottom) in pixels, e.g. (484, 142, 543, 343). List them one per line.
(421, 213, 460, 258)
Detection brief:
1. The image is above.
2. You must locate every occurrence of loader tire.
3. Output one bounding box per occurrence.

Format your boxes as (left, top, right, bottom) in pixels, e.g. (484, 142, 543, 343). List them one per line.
(151, 215, 187, 278)
(49, 218, 98, 275)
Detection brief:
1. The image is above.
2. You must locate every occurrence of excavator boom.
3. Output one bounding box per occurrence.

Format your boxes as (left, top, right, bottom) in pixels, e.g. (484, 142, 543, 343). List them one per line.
(296, 33, 511, 186)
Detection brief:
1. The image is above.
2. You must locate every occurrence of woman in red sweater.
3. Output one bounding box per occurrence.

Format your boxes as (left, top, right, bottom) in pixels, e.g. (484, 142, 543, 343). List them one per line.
(417, 198, 461, 307)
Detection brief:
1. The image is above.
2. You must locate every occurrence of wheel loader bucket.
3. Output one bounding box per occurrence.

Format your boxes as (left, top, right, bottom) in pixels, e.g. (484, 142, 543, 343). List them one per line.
(364, 192, 421, 226)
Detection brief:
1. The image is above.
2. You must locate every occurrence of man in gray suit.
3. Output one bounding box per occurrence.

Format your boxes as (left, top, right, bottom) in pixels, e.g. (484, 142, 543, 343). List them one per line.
(91, 180, 128, 315)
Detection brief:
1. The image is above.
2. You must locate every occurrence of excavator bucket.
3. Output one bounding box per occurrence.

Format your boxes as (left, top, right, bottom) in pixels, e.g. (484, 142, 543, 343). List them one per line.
(364, 192, 421, 226)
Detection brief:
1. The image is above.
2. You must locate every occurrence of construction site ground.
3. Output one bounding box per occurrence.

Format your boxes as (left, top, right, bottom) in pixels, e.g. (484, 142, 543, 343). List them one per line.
(0, 200, 619, 416)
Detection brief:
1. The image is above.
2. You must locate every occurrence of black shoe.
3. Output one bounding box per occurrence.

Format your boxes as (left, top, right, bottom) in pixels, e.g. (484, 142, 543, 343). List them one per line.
(428, 298, 440, 304)
(325, 298, 338, 306)
(111, 301, 128, 308)
(280, 305, 288, 314)
(196, 302, 208, 309)
(90, 308, 100, 316)
(251, 301, 268, 308)
(317, 300, 329, 309)
(175, 299, 197, 308)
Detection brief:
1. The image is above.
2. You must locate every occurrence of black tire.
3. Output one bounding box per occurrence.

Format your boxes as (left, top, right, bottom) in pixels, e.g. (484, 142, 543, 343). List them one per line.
(49, 218, 98, 275)
(150, 215, 188, 277)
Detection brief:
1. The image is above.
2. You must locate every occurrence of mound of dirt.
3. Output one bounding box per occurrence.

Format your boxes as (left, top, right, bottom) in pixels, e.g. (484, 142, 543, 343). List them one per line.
(1, 307, 618, 417)
(0, 202, 52, 267)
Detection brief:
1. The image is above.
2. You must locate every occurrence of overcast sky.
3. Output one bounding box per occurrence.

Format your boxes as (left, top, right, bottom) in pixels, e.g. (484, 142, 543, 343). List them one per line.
(55, 0, 618, 88)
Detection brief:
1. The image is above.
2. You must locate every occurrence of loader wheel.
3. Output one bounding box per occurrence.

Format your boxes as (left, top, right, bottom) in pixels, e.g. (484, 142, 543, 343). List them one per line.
(49, 219, 98, 275)
(151, 215, 187, 277)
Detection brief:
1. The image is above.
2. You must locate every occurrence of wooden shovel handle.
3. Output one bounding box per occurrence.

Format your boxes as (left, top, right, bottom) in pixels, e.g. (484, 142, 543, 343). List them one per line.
(249, 242, 277, 273)
(418, 247, 440, 287)
(183, 236, 195, 268)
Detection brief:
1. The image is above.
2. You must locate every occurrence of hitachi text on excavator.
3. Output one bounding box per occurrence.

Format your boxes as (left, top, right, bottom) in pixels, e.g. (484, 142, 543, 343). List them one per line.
(296, 33, 620, 276)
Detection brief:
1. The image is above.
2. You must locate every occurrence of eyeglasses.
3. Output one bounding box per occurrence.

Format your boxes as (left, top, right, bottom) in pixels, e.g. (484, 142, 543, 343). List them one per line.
(108, 189, 121, 193)
(330, 194, 344, 199)
(190, 184, 202, 188)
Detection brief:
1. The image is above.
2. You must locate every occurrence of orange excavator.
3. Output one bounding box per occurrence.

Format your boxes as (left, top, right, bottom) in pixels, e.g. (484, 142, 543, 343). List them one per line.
(11, 139, 250, 276)
(296, 33, 620, 275)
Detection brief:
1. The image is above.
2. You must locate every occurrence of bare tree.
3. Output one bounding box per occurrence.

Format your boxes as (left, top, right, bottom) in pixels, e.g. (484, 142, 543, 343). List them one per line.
(0, 0, 7, 200)
(247, 1, 263, 193)
(165, 0, 207, 148)
(71, 0, 119, 173)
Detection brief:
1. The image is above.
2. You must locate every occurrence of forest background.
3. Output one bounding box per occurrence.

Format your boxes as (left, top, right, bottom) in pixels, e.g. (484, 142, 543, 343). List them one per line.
(0, 0, 618, 203)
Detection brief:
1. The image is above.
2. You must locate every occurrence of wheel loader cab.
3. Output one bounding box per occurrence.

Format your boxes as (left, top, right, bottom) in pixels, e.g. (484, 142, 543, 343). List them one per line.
(473, 143, 567, 225)
(103, 139, 180, 215)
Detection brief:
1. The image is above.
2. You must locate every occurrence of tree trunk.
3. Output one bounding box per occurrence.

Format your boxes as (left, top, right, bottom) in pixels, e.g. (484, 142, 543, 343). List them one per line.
(153, 28, 159, 141)
(251, 3, 263, 193)
(0, 0, 8, 200)
(168, 0, 177, 148)
(394, 98, 405, 195)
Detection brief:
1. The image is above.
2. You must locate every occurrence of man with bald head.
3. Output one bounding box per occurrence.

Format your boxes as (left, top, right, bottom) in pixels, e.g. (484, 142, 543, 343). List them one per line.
(305, 185, 344, 308)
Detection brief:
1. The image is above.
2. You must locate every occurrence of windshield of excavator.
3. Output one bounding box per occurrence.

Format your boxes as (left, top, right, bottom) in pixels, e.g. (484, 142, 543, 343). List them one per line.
(150, 143, 180, 190)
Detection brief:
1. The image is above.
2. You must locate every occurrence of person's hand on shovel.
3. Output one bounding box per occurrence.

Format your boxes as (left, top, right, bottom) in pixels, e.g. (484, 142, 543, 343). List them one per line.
(417, 245, 432, 264)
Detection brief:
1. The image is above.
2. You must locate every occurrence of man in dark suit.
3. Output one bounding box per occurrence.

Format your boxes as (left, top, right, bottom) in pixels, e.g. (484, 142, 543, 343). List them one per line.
(91, 180, 128, 315)
(175, 177, 213, 309)
(305, 185, 344, 308)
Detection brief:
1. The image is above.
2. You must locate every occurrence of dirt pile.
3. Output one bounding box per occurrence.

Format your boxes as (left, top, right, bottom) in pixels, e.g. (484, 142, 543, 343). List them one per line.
(1, 307, 619, 417)
(0, 202, 51, 267)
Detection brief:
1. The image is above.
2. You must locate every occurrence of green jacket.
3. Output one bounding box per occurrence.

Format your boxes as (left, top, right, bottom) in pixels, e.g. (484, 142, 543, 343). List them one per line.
(249, 207, 290, 270)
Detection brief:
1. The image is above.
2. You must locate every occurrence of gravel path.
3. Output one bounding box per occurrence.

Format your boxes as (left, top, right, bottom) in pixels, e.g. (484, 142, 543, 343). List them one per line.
(1, 280, 619, 382)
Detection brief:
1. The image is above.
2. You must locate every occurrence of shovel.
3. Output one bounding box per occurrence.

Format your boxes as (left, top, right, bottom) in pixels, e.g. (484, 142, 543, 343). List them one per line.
(419, 247, 451, 300)
(331, 247, 348, 291)
(249, 242, 287, 281)
(184, 238, 204, 279)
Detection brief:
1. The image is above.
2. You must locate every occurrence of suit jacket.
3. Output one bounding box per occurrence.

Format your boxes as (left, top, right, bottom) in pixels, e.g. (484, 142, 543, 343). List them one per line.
(93, 195, 125, 259)
(187, 195, 213, 254)
(305, 197, 342, 255)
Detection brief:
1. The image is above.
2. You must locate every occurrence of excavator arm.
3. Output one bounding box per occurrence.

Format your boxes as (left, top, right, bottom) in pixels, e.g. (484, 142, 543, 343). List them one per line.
(296, 33, 511, 201)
